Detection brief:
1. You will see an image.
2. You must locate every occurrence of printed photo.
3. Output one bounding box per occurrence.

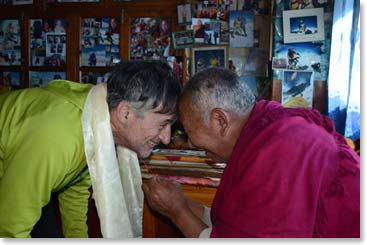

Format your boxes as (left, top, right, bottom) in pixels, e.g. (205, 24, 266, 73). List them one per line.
(191, 46, 227, 75)
(283, 8, 325, 43)
(282, 70, 313, 108)
(229, 10, 254, 48)
(177, 3, 192, 26)
(172, 30, 194, 49)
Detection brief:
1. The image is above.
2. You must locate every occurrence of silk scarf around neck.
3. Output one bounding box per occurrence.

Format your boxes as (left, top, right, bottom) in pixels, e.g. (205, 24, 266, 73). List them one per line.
(81, 83, 143, 238)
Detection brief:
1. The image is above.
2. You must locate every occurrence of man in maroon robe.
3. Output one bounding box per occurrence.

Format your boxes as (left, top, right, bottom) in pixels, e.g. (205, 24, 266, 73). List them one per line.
(142, 67, 360, 238)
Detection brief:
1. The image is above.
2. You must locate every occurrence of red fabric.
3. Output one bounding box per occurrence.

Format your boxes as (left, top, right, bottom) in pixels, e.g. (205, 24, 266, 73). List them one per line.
(210, 100, 360, 238)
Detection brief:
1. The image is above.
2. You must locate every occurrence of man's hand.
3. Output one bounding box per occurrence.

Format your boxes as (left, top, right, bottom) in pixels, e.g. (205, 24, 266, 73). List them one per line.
(141, 176, 209, 237)
(142, 176, 189, 221)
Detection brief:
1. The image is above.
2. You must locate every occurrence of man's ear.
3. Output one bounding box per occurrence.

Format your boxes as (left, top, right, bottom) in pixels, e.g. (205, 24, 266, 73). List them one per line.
(115, 101, 131, 125)
(210, 108, 229, 137)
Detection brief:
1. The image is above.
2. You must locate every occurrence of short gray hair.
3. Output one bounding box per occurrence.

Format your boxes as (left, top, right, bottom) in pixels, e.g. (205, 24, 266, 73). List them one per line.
(182, 67, 255, 123)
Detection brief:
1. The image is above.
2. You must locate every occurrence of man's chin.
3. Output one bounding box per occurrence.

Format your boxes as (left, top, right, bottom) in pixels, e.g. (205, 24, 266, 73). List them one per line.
(138, 148, 153, 159)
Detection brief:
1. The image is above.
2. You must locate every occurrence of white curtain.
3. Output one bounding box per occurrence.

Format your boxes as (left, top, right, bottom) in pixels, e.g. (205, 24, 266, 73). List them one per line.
(327, 0, 360, 140)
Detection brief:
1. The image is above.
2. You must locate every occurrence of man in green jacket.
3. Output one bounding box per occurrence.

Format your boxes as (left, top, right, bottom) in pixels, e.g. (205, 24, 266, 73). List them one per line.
(0, 60, 182, 238)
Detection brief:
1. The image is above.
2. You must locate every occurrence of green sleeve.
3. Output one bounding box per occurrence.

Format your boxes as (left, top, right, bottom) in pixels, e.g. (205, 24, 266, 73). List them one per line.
(58, 173, 91, 238)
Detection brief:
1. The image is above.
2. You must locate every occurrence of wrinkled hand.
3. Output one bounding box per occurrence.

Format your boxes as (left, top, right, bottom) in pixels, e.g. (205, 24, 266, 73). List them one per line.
(142, 177, 189, 220)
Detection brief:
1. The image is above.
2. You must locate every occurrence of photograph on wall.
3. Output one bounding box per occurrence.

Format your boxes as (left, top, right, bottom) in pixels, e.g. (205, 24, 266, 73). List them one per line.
(282, 8, 325, 44)
(29, 71, 65, 87)
(191, 18, 210, 44)
(282, 70, 313, 108)
(272, 57, 288, 70)
(0, 19, 21, 66)
(191, 46, 227, 75)
(80, 17, 120, 67)
(45, 33, 66, 60)
(193, 2, 229, 21)
(81, 72, 110, 85)
(29, 18, 66, 67)
(172, 30, 194, 49)
(192, 18, 221, 46)
(0, 71, 21, 93)
(272, 42, 323, 74)
(130, 17, 171, 61)
(204, 21, 221, 45)
(229, 10, 254, 48)
(219, 20, 229, 44)
(243, 48, 268, 76)
(177, 3, 192, 26)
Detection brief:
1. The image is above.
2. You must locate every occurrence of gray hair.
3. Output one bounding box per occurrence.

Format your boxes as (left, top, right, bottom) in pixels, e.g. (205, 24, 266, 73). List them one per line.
(107, 60, 182, 116)
(182, 67, 255, 123)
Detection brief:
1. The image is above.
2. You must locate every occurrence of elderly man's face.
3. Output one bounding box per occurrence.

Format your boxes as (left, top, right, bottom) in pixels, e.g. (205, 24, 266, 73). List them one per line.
(179, 94, 226, 163)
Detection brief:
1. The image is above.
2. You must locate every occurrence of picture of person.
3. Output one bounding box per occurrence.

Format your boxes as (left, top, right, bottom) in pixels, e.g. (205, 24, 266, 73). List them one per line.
(107, 17, 119, 34)
(159, 19, 170, 36)
(54, 19, 66, 33)
(177, 3, 192, 25)
(232, 16, 247, 37)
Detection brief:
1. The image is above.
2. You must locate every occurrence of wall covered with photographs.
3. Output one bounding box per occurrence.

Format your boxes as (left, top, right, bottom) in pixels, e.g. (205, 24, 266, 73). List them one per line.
(1, 0, 333, 113)
(271, 0, 334, 110)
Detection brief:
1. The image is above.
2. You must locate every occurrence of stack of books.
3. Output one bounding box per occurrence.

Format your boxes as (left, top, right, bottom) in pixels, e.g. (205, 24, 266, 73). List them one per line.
(140, 149, 226, 187)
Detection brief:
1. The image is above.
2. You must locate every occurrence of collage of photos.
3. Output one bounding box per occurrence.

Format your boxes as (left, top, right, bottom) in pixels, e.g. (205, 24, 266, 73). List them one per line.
(0, 19, 21, 66)
(29, 71, 65, 87)
(271, 0, 334, 107)
(172, 1, 266, 50)
(30, 18, 67, 67)
(130, 17, 171, 61)
(81, 17, 120, 67)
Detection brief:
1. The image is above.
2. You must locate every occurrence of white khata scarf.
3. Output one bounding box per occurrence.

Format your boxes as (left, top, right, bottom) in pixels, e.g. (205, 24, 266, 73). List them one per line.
(81, 83, 143, 238)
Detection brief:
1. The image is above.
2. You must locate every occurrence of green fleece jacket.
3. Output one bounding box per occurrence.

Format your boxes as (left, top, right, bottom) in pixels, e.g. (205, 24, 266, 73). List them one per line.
(0, 80, 94, 238)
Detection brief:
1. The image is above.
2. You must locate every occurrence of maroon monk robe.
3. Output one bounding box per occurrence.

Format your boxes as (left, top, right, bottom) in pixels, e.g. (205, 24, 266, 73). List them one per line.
(210, 100, 360, 238)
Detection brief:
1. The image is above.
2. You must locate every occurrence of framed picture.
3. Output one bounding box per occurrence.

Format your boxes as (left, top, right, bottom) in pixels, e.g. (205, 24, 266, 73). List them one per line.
(282, 8, 325, 44)
(191, 46, 227, 75)
(172, 30, 194, 49)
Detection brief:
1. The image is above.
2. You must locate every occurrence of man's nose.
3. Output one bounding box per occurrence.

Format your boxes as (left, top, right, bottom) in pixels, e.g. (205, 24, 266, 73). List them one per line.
(159, 125, 171, 145)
